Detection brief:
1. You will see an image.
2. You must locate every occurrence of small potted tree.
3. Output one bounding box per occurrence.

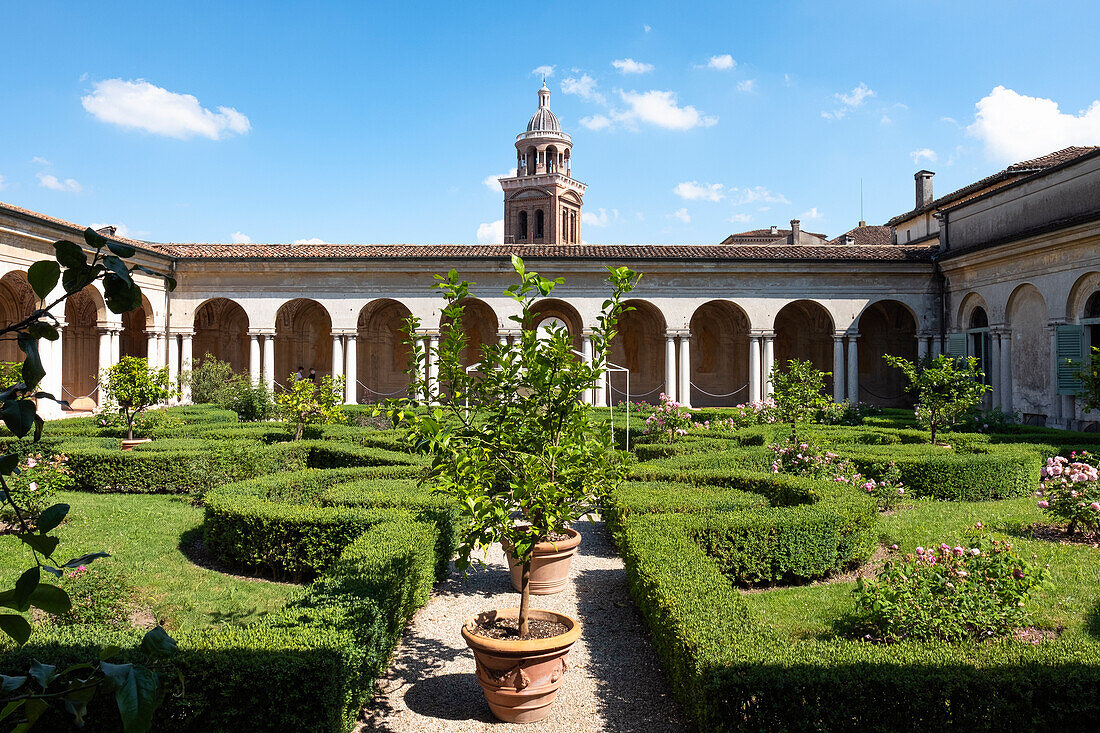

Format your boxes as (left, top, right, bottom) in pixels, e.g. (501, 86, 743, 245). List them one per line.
(386, 256, 636, 722)
(769, 358, 831, 444)
(275, 373, 346, 440)
(885, 353, 989, 445)
(100, 355, 174, 449)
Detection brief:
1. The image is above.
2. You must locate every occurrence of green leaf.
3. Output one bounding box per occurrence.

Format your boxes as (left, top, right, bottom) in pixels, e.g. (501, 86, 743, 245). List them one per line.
(83, 227, 108, 250)
(99, 645, 122, 661)
(103, 273, 142, 314)
(0, 700, 22, 722)
(0, 399, 36, 439)
(102, 255, 131, 281)
(17, 533, 59, 558)
(26, 261, 60, 300)
(54, 239, 87, 269)
(0, 453, 20, 476)
(61, 263, 95, 295)
(27, 322, 59, 342)
(62, 551, 110, 568)
(0, 676, 26, 693)
(0, 615, 30, 645)
(35, 504, 69, 534)
(27, 661, 55, 690)
(107, 241, 137, 258)
(139, 626, 177, 658)
(13, 567, 39, 610)
(28, 583, 70, 615)
(103, 661, 160, 733)
(17, 333, 45, 392)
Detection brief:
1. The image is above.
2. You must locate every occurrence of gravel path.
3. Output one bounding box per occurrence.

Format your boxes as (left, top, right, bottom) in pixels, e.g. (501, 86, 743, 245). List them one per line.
(359, 519, 687, 732)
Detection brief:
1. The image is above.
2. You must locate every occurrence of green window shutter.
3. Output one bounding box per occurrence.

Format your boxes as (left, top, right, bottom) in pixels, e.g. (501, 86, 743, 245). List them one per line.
(947, 333, 966, 360)
(1057, 324, 1085, 395)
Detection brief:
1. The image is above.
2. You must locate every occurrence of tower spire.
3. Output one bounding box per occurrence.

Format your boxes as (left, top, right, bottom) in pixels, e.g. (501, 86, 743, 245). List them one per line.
(538, 80, 550, 108)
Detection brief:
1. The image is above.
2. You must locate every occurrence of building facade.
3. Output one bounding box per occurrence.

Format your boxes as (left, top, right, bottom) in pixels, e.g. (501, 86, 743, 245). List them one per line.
(0, 86, 1097, 429)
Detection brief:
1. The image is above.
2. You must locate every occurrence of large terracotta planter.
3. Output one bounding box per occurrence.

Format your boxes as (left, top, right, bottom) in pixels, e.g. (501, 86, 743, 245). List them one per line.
(461, 608, 582, 723)
(503, 528, 581, 595)
(120, 438, 152, 451)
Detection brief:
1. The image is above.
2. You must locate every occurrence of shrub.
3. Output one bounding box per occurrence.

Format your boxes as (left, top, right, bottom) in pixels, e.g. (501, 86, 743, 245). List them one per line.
(884, 354, 989, 444)
(219, 375, 275, 422)
(643, 392, 697, 442)
(853, 533, 1049, 642)
(277, 375, 346, 440)
(184, 353, 234, 404)
(0, 361, 22, 389)
(1, 450, 73, 517)
(100, 356, 176, 440)
(1036, 452, 1100, 534)
(47, 561, 134, 628)
(769, 358, 830, 441)
(959, 406, 1018, 433)
(816, 400, 880, 425)
(768, 436, 905, 511)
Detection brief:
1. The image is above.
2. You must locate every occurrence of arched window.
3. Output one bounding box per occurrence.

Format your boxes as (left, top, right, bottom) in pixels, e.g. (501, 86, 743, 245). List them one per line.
(535, 210, 544, 239)
(1085, 291, 1100, 352)
(967, 306, 992, 385)
(519, 211, 528, 240)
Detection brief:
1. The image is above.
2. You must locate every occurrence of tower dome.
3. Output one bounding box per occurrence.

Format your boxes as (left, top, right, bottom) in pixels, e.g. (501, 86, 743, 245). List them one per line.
(526, 81, 561, 133)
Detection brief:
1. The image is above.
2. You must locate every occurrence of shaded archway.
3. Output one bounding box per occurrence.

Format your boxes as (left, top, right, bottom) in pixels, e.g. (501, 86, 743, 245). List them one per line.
(1006, 284, 1050, 418)
(0, 271, 36, 365)
(608, 300, 666, 405)
(689, 301, 750, 406)
(357, 299, 413, 402)
(275, 299, 332, 387)
(440, 298, 499, 369)
(194, 298, 250, 374)
(121, 294, 153, 360)
(857, 300, 917, 406)
(527, 299, 582, 351)
(62, 288, 102, 404)
(774, 300, 835, 394)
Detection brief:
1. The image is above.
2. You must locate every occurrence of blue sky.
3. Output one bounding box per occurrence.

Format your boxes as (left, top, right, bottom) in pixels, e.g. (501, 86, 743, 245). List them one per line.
(1, 1, 1099, 245)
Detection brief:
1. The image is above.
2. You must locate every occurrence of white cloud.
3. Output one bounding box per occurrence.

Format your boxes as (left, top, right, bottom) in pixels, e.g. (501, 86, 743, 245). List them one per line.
(476, 219, 504, 244)
(561, 74, 605, 104)
(580, 114, 612, 131)
(81, 78, 251, 140)
(673, 181, 724, 201)
(582, 208, 618, 226)
(800, 207, 824, 220)
(90, 222, 148, 238)
(880, 114, 893, 125)
(784, 73, 793, 86)
(643, 24, 651, 33)
(736, 79, 756, 93)
(618, 89, 717, 130)
(822, 82, 875, 120)
(531, 65, 555, 78)
(705, 54, 735, 70)
(231, 231, 252, 244)
(941, 116, 959, 126)
(910, 148, 938, 165)
(31, 156, 51, 166)
(37, 173, 81, 192)
(728, 186, 789, 206)
(482, 168, 516, 191)
(612, 58, 654, 74)
(967, 85, 1100, 163)
(669, 208, 691, 223)
(293, 237, 327, 245)
(729, 213, 752, 224)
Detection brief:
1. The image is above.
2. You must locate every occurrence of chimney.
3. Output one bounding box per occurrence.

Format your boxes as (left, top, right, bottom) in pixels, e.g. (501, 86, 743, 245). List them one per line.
(915, 170, 934, 208)
(789, 219, 800, 243)
(858, 220, 866, 227)
(95, 225, 117, 237)
(769, 225, 778, 235)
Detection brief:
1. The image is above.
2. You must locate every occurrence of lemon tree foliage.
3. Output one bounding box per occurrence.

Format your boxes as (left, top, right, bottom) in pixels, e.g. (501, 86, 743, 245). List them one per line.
(276, 375, 347, 440)
(101, 357, 175, 440)
(885, 354, 990, 444)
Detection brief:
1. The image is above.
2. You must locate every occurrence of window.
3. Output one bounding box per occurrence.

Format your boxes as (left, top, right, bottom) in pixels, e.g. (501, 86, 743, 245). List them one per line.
(966, 306, 992, 385)
(518, 211, 528, 240)
(535, 210, 544, 239)
(1085, 291, 1100, 352)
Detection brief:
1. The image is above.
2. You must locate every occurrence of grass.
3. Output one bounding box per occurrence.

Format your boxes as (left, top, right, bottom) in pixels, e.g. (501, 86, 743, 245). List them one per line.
(740, 495, 1100, 640)
(0, 491, 298, 634)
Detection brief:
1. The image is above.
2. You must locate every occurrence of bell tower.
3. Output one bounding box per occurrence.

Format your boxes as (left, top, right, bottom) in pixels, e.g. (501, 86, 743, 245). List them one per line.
(499, 82, 586, 245)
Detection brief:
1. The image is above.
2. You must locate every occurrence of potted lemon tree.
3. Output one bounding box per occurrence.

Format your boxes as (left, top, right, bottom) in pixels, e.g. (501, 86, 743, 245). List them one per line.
(386, 256, 636, 722)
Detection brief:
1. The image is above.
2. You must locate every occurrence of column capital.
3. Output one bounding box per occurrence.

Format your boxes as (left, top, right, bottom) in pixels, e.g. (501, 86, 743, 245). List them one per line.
(168, 327, 194, 337)
(332, 329, 358, 338)
(753, 330, 776, 340)
(845, 331, 860, 340)
(667, 329, 690, 338)
(248, 328, 275, 337)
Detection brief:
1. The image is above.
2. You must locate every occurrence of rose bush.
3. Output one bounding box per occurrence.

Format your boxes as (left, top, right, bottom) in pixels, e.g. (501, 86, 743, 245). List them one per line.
(1, 452, 74, 518)
(769, 437, 905, 511)
(644, 393, 697, 442)
(1036, 452, 1100, 535)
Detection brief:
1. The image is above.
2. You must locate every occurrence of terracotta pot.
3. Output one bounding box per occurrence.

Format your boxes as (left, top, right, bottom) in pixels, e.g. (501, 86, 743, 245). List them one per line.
(461, 608, 582, 723)
(120, 438, 152, 451)
(503, 528, 581, 595)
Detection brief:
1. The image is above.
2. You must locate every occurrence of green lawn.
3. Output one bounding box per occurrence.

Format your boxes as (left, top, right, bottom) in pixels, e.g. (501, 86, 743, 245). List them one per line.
(0, 492, 298, 633)
(741, 496, 1100, 639)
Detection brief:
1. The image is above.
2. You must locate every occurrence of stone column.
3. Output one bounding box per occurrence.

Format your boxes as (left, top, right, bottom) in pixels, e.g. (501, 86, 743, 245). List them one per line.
(167, 334, 180, 389)
(832, 335, 846, 403)
(262, 333, 275, 389)
(931, 335, 943, 357)
(498, 332, 510, 347)
(916, 333, 930, 362)
(146, 333, 160, 369)
(343, 333, 358, 404)
(762, 333, 775, 398)
(990, 332, 1002, 410)
(98, 329, 112, 379)
(428, 333, 440, 401)
(331, 333, 344, 386)
(581, 334, 594, 405)
(180, 332, 194, 402)
(1000, 330, 1013, 415)
(846, 333, 859, 404)
(42, 324, 64, 400)
(249, 333, 262, 384)
(664, 334, 677, 403)
(109, 329, 121, 368)
(748, 335, 761, 403)
(678, 333, 691, 408)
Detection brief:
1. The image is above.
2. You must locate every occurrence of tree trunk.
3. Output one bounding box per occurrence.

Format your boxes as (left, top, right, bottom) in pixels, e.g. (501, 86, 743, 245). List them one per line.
(518, 560, 531, 637)
(126, 412, 134, 441)
(295, 420, 304, 441)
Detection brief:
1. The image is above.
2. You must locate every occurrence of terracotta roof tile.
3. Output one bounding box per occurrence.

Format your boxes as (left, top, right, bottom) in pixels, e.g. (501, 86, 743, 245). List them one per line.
(826, 225, 893, 247)
(0, 200, 153, 251)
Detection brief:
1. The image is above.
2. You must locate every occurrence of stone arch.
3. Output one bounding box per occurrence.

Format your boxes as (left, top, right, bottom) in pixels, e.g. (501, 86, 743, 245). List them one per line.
(62, 288, 102, 403)
(1006, 283, 1050, 418)
(1066, 271, 1100, 322)
(689, 300, 750, 407)
(121, 294, 154, 360)
(956, 292, 989, 331)
(528, 299, 583, 350)
(357, 299, 413, 402)
(856, 300, 917, 406)
(609, 299, 666, 405)
(194, 298, 250, 374)
(275, 299, 332, 387)
(774, 300, 835, 393)
(440, 298, 499, 369)
(0, 271, 37, 365)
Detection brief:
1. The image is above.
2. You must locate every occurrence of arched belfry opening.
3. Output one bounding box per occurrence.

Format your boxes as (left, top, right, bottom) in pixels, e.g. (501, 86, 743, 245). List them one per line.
(499, 82, 586, 245)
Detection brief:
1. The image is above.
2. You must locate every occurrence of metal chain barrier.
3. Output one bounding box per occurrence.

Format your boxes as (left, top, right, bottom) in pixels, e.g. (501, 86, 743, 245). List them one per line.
(609, 382, 664, 398)
(856, 384, 907, 401)
(688, 382, 748, 399)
